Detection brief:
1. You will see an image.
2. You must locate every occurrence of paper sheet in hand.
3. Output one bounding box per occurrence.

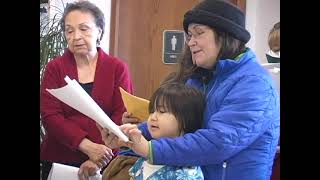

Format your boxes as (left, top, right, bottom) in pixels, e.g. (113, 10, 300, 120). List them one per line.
(46, 76, 129, 142)
(47, 163, 102, 180)
(119, 87, 150, 122)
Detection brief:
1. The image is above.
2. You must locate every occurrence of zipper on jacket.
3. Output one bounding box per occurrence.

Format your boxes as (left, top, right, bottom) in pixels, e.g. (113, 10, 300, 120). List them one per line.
(205, 78, 218, 100)
(203, 84, 207, 94)
(221, 161, 227, 180)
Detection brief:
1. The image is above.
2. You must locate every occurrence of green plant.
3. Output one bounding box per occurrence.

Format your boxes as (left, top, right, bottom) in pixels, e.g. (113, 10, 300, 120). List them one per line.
(40, 2, 67, 143)
(40, 3, 67, 179)
(40, 14, 67, 81)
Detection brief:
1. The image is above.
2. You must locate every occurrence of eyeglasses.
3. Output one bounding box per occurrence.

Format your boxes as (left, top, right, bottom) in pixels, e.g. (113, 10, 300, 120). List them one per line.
(185, 31, 205, 43)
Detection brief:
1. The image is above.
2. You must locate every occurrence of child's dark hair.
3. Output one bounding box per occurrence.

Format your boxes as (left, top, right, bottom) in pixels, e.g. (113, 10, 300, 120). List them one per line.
(149, 82, 205, 134)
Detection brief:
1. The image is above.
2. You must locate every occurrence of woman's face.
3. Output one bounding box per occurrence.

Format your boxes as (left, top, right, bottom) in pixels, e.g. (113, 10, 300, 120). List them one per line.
(64, 10, 101, 56)
(186, 23, 221, 69)
(147, 104, 180, 139)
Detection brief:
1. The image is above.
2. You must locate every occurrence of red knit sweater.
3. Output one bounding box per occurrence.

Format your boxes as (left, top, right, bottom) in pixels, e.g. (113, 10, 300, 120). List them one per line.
(40, 48, 133, 164)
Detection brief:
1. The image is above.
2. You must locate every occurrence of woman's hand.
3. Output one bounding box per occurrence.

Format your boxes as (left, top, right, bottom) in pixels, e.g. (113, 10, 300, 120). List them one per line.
(78, 160, 100, 180)
(120, 124, 149, 158)
(78, 138, 114, 167)
(122, 112, 141, 124)
(96, 123, 122, 149)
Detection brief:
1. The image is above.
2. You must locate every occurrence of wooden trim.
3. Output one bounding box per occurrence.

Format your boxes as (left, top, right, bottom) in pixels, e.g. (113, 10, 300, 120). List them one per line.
(236, 0, 246, 15)
(229, 0, 246, 14)
(109, 0, 120, 56)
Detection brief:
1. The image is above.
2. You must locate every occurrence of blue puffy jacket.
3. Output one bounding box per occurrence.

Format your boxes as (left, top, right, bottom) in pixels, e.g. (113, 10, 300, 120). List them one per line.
(139, 49, 280, 180)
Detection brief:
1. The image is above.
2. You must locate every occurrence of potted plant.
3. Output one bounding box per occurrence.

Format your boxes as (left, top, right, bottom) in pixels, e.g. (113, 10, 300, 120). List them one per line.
(40, 1, 67, 142)
(40, 5, 67, 81)
(40, 2, 67, 179)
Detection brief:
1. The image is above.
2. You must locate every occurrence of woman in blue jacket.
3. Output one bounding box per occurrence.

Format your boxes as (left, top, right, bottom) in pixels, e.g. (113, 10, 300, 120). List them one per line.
(103, 1, 280, 179)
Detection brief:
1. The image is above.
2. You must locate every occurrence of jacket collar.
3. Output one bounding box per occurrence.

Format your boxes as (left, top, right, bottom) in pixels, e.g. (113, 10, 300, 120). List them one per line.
(189, 48, 256, 83)
(214, 48, 256, 77)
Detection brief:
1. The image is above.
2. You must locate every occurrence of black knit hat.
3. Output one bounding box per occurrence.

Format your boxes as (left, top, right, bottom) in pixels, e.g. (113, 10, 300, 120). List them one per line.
(183, 0, 251, 43)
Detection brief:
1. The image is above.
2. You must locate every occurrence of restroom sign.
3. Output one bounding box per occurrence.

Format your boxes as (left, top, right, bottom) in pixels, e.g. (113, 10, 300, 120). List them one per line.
(162, 30, 185, 64)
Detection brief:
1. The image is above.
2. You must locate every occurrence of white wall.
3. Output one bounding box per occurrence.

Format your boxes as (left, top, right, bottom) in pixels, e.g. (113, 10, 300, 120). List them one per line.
(246, 0, 280, 64)
(49, 0, 111, 53)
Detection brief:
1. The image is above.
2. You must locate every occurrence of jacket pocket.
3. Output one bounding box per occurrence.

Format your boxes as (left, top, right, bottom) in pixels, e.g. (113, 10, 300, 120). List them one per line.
(221, 161, 227, 180)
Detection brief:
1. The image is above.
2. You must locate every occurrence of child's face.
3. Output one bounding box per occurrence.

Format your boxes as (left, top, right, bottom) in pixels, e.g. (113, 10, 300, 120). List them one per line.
(147, 106, 180, 139)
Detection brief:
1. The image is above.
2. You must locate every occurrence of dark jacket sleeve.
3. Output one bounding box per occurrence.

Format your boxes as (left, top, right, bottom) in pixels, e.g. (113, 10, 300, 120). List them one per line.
(150, 76, 279, 166)
(40, 61, 88, 151)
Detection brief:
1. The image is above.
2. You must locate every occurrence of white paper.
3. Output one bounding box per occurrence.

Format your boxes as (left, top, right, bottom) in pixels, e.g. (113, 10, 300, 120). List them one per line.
(46, 76, 129, 142)
(47, 163, 102, 180)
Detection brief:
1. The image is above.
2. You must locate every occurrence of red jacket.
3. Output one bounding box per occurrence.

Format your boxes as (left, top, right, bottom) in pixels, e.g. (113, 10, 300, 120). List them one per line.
(40, 48, 133, 164)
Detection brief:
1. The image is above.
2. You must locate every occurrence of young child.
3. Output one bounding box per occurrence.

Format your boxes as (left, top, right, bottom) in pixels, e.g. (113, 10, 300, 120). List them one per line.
(120, 82, 206, 179)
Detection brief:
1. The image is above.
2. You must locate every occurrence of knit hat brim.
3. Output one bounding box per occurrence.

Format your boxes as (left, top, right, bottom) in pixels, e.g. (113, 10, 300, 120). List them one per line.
(183, 3, 251, 43)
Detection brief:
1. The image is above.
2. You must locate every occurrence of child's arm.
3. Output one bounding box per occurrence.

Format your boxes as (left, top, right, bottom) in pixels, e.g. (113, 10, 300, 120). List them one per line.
(97, 122, 151, 155)
(120, 124, 149, 158)
(137, 122, 153, 141)
(123, 112, 153, 140)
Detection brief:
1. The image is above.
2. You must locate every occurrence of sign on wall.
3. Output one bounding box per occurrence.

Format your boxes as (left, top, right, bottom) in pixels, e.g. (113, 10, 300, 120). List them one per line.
(162, 30, 185, 64)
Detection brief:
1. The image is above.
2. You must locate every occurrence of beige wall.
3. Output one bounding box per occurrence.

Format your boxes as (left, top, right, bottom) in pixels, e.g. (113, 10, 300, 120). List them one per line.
(246, 0, 280, 64)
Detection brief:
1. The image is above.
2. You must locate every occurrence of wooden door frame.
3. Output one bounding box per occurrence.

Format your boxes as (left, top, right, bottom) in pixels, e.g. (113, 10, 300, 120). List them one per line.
(109, 0, 118, 56)
(233, 0, 246, 14)
(109, 0, 247, 56)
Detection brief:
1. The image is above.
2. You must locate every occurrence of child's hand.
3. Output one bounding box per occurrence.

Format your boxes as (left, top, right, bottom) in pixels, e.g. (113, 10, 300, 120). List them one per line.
(119, 124, 149, 158)
(120, 123, 138, 135)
